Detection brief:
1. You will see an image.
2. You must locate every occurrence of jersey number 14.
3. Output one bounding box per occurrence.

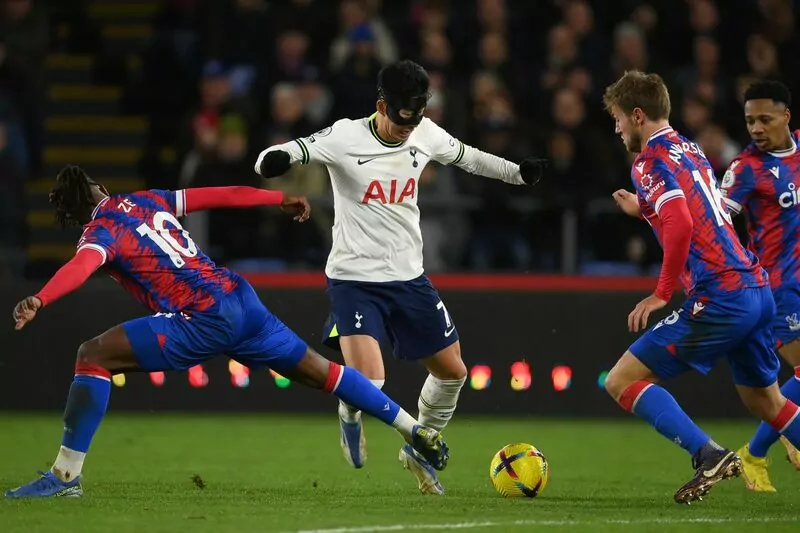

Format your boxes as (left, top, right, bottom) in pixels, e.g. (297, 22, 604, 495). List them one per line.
(136, 211, 198, 268)
(692, 169, 733, 227)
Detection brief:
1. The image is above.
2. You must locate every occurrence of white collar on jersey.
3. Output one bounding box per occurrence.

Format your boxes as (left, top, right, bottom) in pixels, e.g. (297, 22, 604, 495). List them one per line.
(90, 197, 110, 220)
(647, 126, 674, 143)
(767, 137, 797, 158)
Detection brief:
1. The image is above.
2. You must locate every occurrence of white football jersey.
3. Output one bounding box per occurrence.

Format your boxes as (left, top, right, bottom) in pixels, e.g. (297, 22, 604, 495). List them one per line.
(256, 114, 525, 282)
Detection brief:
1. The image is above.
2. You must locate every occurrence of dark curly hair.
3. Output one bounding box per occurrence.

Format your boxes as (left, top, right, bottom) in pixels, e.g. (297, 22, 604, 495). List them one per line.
(744, 80, 791, 107)
(49, 165, 105, 228)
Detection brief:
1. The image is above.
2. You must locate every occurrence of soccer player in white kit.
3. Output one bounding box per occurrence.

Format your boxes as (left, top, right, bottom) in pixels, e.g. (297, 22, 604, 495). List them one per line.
(254, 60, 546, 494)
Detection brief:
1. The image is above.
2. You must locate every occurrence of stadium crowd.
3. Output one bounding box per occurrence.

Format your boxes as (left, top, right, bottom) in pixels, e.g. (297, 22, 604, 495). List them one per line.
(3, 0, 800, 276)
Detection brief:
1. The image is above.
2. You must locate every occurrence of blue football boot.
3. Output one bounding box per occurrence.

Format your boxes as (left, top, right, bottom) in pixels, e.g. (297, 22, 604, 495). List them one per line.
(5, 471, 83, 498)
(398, 425, 449, 495)
(339, 410, 366, 468)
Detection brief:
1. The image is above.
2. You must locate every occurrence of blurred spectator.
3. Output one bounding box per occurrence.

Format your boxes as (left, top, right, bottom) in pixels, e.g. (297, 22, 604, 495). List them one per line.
(329, 24, 384, 119)
(0, 120, 25, 277)
(696, 122, 741, 174)
(0, 0, 46, 176)
(329, 0, 398, 72)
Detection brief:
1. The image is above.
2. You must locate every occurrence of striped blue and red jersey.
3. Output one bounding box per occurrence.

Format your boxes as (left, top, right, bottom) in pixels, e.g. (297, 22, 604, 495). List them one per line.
(632, 127, 768, 297)
(720, 130, 800, 290)
(77, 189, 241, 313)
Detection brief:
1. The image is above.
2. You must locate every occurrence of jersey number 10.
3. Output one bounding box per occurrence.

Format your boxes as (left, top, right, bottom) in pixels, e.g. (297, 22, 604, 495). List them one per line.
(136, 211, 198, 268)
(692, 169, 732, 227)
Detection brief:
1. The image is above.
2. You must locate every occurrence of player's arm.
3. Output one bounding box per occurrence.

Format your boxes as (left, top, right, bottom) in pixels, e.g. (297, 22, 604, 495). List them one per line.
(626, 160, 692, 332)
(13, 247, 106, 329)
(642, 161, 693, 303)
(719, 158, 755, 216)
(428, 120, 546, 185)
(254, 122, 345, 178)
(181, 186, 310, 222)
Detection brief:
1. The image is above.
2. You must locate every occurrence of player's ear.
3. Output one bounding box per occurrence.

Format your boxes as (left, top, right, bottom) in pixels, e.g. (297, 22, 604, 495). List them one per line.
(377, 99, 387, 116)
(632, 107, 645, 127)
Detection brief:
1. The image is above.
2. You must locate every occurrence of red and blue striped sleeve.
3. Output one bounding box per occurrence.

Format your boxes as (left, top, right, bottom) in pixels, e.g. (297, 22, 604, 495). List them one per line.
(720, 158, 755, 215)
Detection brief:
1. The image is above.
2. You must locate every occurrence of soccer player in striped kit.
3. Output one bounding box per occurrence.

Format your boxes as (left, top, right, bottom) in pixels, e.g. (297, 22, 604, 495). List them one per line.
(603, 71, 800, 504)
(719, 80, 800, 491)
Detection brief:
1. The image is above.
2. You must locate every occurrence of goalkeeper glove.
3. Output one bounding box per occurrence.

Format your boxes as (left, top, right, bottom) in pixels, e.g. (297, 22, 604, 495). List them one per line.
(519, 157, 548, 186)
(258, 150, 292, 178)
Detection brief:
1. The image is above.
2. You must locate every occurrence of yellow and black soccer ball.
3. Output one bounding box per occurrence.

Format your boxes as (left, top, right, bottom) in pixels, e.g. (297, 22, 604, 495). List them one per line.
(489, 443, 550, 498)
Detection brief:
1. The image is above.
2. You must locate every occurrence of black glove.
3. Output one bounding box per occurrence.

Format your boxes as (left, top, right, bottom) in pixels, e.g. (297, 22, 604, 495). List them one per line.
(519, 157, 547, 186)
(259, 150, 292, 178)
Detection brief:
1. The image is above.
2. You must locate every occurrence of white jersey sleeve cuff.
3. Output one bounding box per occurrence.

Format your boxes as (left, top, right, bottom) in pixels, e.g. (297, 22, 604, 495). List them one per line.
(654, 189, 685, 214)
(77, 244, 108, 265)
(175, 189, 187, 217)
(723, 197, 742, 214)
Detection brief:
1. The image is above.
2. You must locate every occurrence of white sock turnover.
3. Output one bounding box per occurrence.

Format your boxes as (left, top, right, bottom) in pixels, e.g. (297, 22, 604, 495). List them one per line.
(418, 374, 466, 432)
(51, 445, 86, 482)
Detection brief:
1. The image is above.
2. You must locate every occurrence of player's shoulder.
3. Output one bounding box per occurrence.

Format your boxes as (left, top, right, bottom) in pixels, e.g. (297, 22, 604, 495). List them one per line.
(315, 118, 362, 139)
(417, 116, 447, 136)
(728, 144, 761, 175)
(302, 118, 363, 149)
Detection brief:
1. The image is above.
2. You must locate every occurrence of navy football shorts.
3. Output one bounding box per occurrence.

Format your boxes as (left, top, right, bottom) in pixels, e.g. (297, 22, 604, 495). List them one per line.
(322, 274, 459, 361)
(123, 281, 307, 372)
(630, 286, 781, 388)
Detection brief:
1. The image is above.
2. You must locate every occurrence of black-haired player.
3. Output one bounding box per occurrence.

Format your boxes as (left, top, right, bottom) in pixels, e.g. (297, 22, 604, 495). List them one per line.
(720, 80, 800, 491)
(6, 166, 449, 498)
(254, 59, 547, 494)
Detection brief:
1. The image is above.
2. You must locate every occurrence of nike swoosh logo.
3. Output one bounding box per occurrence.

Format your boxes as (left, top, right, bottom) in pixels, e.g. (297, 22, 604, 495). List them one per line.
(444, 327, 456, 337)
(358, 158, 377, 165)
(703, 452, 733, 478)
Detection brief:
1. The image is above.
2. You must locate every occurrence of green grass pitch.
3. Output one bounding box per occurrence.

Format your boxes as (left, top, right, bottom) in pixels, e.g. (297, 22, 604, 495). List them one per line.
(1, 414, 798, 532)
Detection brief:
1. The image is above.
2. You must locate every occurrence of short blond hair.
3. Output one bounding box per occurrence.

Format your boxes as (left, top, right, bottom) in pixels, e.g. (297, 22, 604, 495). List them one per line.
(603, 70, 671, 120)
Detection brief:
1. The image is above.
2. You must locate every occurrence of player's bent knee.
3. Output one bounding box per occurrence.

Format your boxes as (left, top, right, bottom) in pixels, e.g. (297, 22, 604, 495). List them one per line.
(738, 384, 786, 422)
(603, 368, 628, 400)
(76, 338, 106, 368)
(426, 341, 467, 380)
(276, 348, 330, 389)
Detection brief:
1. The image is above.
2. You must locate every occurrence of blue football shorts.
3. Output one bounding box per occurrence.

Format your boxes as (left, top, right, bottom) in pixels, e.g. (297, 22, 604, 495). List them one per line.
(630, 286, 781, 388)
(122, 282, 307, 372)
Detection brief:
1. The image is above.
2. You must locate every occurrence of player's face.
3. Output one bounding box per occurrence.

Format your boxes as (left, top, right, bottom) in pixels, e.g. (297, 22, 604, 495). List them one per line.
(377, 100, 422, 141)
(744, 99, 791, 152)
(611, 106, 643, 153)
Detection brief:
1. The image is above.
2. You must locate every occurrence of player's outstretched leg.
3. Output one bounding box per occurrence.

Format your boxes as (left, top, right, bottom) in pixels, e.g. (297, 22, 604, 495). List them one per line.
(6, 325, 141, 499)
(336, 335, 386, 469)
(398, 341, 466, 495)
(738, 346, 800, 492)
(606, 351, 740, 504)
(274, 347, 449, 472)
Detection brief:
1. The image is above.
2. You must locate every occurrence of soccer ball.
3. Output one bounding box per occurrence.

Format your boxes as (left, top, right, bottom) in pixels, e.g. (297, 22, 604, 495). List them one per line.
(489, 443, 550, 498)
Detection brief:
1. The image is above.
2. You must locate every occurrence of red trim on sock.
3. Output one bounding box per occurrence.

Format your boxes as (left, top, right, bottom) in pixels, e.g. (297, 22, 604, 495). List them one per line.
(75, 362, 111, 379)
(323, 361, 342, 393)
(770, 400, 800, 432)
(618, 380, 653, 412)
(794, 366, 800, 379)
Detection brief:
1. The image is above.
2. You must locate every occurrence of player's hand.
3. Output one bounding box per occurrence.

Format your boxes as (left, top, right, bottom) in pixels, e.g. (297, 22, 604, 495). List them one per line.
(281, 195, 311, 222)
(628, 294, 667, 333)
(258, 150, 292, 178)
(13, 296, 42, 330)
(519, 157, 548, 186)
(612, 189, 642, 218)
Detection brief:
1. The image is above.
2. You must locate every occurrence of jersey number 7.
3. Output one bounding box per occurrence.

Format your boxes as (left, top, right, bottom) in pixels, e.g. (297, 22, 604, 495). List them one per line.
(692, 169, 733, 227)
(136, 211, 198, 268)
